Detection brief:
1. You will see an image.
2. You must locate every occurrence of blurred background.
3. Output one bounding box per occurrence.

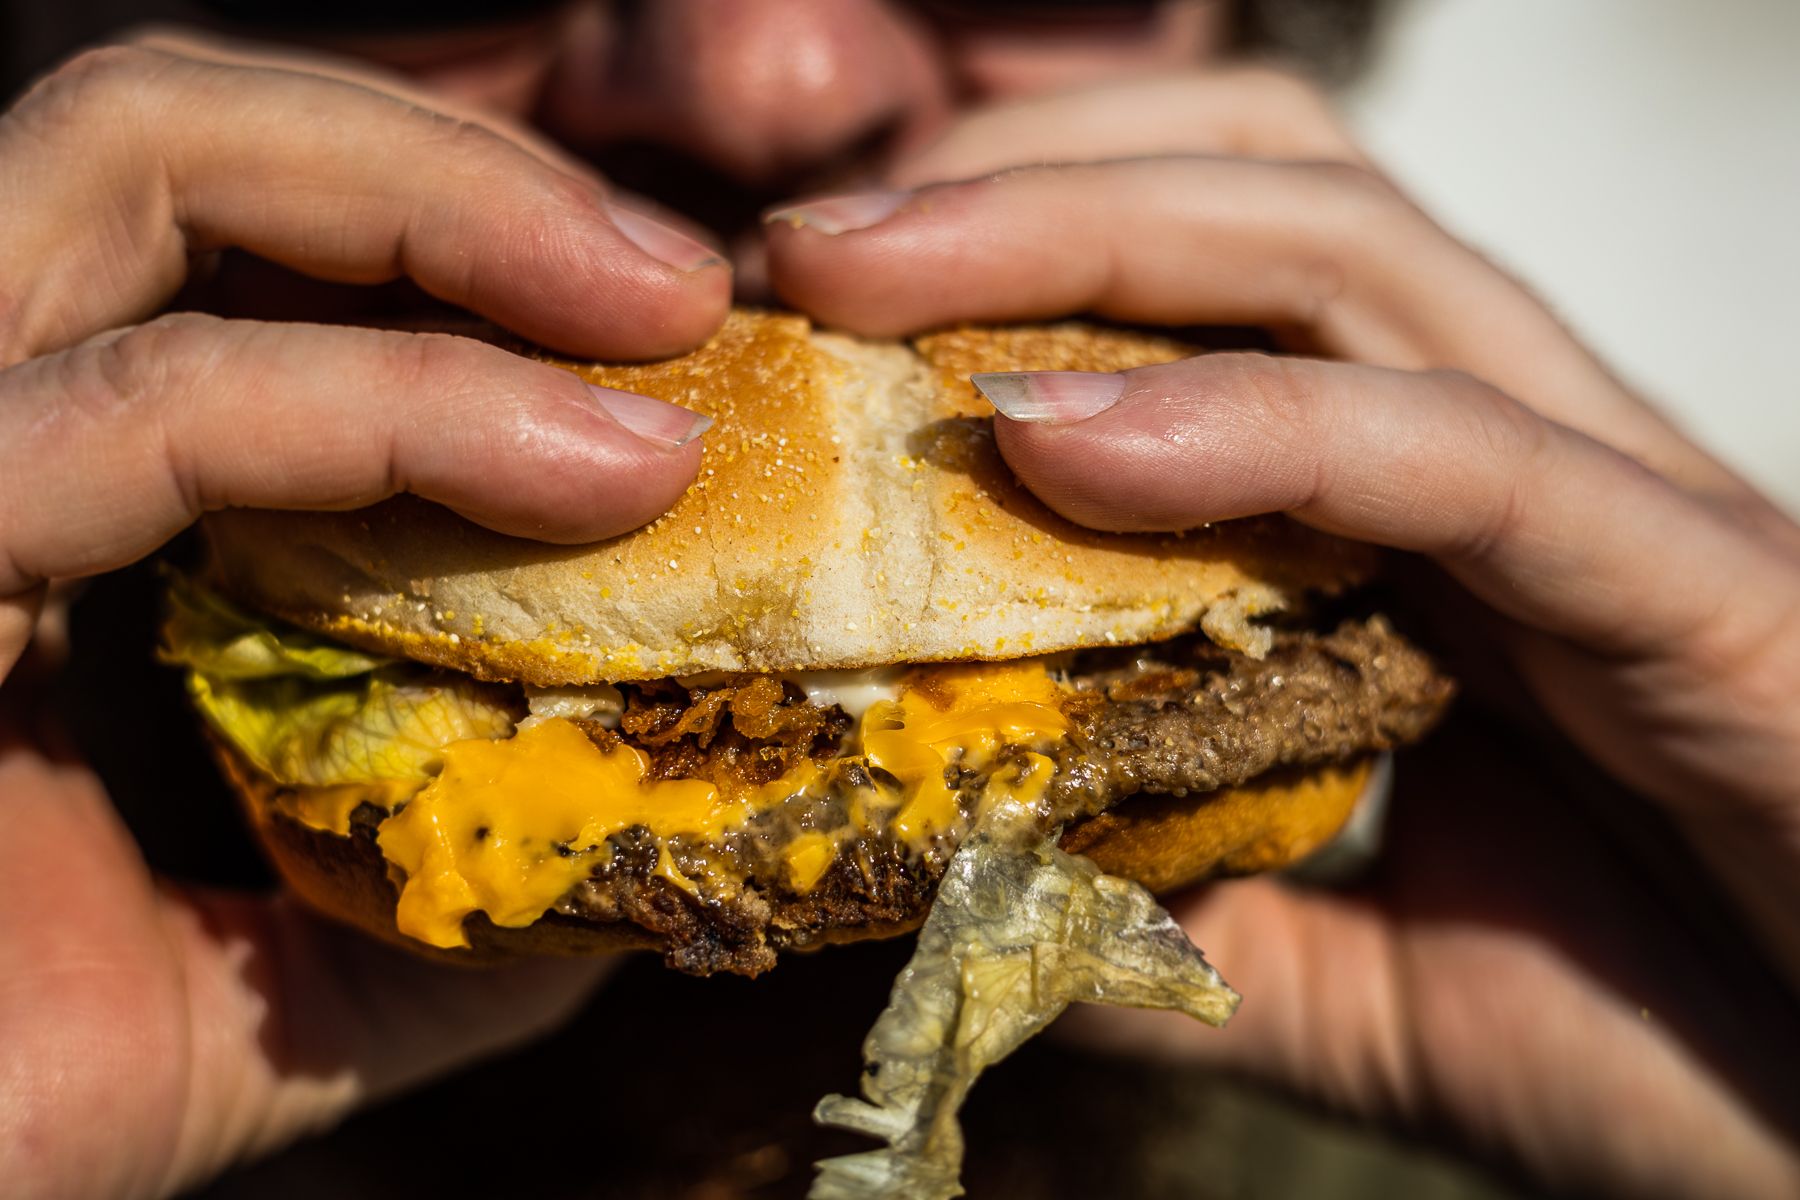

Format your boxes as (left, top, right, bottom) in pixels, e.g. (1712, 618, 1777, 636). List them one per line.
(7, 1, 1797, 1197)
(1345, 0, 1800, 515)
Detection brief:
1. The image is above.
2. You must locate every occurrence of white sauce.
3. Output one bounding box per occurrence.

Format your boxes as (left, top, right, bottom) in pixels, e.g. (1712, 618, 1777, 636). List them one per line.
(528, 670, 903, 730)
(522, 683, 625, 729)
(784, 667, 906, 718)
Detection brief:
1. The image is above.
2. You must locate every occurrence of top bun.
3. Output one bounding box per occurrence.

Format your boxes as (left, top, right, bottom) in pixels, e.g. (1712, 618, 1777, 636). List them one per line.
(202, 311, 1370, 685)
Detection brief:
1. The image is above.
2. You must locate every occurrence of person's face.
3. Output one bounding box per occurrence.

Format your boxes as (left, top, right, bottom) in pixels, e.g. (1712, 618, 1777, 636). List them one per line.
(322, 0, 1224, 254)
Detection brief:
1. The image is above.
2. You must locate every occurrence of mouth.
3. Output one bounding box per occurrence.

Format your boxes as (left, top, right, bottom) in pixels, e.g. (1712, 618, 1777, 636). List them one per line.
(588, 142, 781, 303)
(584, 127, 904, 303)
(592, 142, 790, 244)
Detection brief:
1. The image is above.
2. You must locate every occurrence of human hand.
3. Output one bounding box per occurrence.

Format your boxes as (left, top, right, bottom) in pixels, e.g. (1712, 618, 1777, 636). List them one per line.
(765, 69, 1800, 1198)
(0, 38, 729, 1197)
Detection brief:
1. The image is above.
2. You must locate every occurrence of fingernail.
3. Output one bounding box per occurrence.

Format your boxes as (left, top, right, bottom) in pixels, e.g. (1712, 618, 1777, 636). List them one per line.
(610, 208, 725, 273)
(586, 385, 713, 448)
(972, 371, 1127, 424)
(763, 190, 911, 235)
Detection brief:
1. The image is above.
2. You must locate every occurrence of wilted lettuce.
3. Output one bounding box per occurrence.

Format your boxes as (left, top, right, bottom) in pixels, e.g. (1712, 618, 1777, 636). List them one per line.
(162, 572, 389, 681)
(811, 831, 1241, 1200)
(162, 577, 514, 787)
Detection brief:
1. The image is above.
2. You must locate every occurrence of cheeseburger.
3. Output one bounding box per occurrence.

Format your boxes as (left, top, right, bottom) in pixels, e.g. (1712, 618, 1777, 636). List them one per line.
(163, 310, 1450, 1197)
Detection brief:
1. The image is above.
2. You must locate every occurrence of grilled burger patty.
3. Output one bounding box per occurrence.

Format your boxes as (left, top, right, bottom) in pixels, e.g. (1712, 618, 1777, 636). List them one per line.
(273, 615, 1449, 976)
(1056, 615, 1450, 809)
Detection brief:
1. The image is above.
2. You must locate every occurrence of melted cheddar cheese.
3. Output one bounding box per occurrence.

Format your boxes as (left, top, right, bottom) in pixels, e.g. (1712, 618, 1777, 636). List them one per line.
(366, 660, 1073, 950)
(862, 662, 1069, 847)
(783, 831, 840, 893)
(377, 720, 722, 948)
(285, 778, 417, 837)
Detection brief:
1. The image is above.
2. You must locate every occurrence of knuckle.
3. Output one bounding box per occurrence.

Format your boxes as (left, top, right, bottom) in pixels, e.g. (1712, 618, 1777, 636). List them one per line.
(412, 111, 578, 213)
(117, 23, 197, 52)
(1164, 352, 1330, 507)
(1655, 549, 1800, 736)
(1216, 351, 1319, 437)
(376, 329, 447, 399)
(1435, 374, 1550, 563)
(43, 42, 159, 88)
(11, 44, 166, 133)
(1306, 158, 1405, 208)
(1233, 63, 1335, 119)
(381, 329, 499, 405)
(17, 314, 223, 525)
(1447, 371, 1548, 466)
(1292, 160, 1423, 268)
(1712, 592, 1800, 713)
(70, 313, 221, 418)
(417, 110, 519, 175)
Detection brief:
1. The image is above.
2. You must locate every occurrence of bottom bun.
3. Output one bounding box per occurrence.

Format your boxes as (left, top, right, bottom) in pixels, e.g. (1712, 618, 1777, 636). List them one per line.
(220, 744, 1372, 967)
(1058, 759, 1373, 892)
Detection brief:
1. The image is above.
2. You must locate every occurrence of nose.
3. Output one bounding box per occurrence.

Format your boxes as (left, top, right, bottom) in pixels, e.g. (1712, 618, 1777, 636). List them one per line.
(543, 0, 952, 184)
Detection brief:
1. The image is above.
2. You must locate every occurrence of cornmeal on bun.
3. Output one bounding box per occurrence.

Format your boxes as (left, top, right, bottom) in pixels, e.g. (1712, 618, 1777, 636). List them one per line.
(166, 310, 1452, 976)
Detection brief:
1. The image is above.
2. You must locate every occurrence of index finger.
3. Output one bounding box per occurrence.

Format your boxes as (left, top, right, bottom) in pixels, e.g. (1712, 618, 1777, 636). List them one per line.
(977, 355, 1799, 666)
(763, 160, 1744, 499)
(888, 66, 1366, 189)
(0, 316, 709, 599)
(0, 44, 729, 365)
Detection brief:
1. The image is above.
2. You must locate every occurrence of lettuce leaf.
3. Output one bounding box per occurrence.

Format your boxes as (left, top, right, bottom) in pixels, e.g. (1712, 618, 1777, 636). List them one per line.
(188, 670, 514, 786)
(161, 573, 389, 680)
(164, 577, 515, 786)
(811, 832, 1241, 1200)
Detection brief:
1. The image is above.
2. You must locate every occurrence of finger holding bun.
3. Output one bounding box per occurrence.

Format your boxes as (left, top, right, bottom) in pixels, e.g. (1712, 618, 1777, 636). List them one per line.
(177, 311, 1453, 978)
(0, 317, 715, 672)
(763, 162, 1746, 499)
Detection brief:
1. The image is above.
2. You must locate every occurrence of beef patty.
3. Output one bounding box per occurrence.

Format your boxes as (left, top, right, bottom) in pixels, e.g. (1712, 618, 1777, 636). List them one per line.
(297, 616, 1450, 975)
(1055, 616, 1451, 812)
(533, 615, 1453, 975)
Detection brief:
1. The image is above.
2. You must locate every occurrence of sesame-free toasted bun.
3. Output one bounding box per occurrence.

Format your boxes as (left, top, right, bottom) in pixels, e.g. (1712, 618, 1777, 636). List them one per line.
(202, 311, 1370, 685)
(220, 740, 1371, 966)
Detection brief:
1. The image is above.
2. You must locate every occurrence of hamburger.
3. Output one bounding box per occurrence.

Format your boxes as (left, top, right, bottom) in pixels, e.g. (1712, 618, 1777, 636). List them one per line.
(162, 309, 1451, 1197)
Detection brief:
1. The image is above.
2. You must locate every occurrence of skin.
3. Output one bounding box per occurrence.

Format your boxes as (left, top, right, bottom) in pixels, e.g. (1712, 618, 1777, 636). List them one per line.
(0, 2, 1796, 1196)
